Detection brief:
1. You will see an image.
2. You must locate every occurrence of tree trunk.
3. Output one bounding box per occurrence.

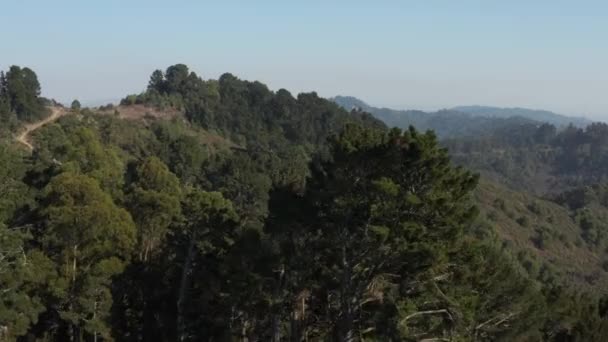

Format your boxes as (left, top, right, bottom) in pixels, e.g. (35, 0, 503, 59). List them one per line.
(338, 308, 355, 342)
(290, 313, 300, 342)
(177, 238, 196, 342)
(240, 319, 249, 342)
(271, 264, 285, 342)
(271, 315, 281, 342)
(289, 295, 305, 342)
(338, 246, 356, 342)
(69, 324, 73, 342)
(93, 300, 98, 342)
(72, 245, 77, 283)
(143, 242, 150, 262)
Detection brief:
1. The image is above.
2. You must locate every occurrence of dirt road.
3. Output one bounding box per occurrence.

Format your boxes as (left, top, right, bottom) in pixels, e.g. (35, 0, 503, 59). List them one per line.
(15, 107, 66, 150)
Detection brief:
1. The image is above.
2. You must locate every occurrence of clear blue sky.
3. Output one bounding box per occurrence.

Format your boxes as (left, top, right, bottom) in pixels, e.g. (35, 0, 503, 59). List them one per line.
(1, 1, 607, 119)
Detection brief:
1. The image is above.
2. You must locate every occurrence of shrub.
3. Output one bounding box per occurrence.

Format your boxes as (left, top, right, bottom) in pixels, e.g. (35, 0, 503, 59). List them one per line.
(493, 198, 506, 211)
(487, 210, 499, 222)
(516, 216, 530, 227)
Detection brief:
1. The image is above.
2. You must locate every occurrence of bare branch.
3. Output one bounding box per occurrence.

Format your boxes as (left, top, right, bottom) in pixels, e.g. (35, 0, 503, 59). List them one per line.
(401, 309, 453, 323)
(475, 311, 519, 333)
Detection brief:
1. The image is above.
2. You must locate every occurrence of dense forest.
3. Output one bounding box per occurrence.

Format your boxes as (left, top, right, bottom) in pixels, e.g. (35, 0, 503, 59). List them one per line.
(2, 64, 608, 342)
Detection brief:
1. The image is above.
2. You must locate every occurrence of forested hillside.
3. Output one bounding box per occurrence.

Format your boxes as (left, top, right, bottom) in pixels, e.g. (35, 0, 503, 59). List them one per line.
(452, 105, 590, 128)
(335, 94, 608, 295)
(445, 121, 608, 193)
(332, 96, 590, 139)
(2, 65, 608, 342)
(443, 120, 608, 293)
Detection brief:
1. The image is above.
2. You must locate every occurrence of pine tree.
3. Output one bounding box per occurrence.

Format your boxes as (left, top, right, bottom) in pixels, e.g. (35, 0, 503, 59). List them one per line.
(3, 66, 46, 122)
(265, 125, 479, 340)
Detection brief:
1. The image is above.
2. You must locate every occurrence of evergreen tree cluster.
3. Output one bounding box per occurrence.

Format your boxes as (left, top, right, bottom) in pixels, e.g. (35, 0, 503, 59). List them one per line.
(122, 64, 383, 149)
(0, 66, 49, 129)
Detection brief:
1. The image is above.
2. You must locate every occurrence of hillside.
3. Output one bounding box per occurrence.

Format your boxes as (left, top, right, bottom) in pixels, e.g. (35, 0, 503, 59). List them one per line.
(453, 105, 591, 128)
(15, 107, 67, 150)
(474, 179, 608, 293)
(332, 95, 543, 139)
(334, 95, 608, 295)
(445, 121, 608, 195)
(332, 96, 592, 139)
(2, 65, 608, 341)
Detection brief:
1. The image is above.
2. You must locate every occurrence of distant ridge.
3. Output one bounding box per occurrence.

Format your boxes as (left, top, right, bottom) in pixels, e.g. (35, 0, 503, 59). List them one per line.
(452, 105, 590, 128)
(331, 96, 592, 139)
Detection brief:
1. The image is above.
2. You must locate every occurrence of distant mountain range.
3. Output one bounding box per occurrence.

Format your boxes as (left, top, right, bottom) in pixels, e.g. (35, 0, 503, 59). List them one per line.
(331, 96, 592, 139)
(451, 105, 590, 127)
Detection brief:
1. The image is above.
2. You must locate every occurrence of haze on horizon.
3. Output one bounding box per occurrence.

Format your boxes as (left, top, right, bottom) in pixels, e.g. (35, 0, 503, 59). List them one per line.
(1, 0, 607, 120)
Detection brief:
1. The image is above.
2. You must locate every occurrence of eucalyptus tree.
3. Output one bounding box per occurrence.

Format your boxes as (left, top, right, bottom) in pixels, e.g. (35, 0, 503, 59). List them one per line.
(42, 172, 136, 341)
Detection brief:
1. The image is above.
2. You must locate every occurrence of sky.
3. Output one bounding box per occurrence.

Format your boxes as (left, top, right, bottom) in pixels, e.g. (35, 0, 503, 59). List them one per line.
(1, 0, 607, 119)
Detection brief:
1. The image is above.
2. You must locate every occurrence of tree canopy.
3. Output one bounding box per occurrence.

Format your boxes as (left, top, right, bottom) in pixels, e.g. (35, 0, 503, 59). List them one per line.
(1, 64, 608, 341)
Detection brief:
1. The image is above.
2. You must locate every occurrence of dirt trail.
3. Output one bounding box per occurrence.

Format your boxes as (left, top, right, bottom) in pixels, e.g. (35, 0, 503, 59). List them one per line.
(16, 107, 66, 150)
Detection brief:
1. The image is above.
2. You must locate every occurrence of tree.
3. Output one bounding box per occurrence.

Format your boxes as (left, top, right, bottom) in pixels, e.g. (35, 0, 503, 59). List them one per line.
(0, 72, 15, 126)
(70, 100, 81, 112)
(164, 64, 190, 94)
(0, 225, 55, 341)
(175, 188, 238, 341)
(54, 127, 125, 200)
(0, 144, 31, 224)
(535, 123, 557, 144)
(401, 238, 546, 341)
(203, 153, 272, 229)
(262, 187, 319, 342)
(268, 125, 479, 340)
(41, 172, 136, 341)
(148, 69, 165, 92)
(126, 157, 181, 261)
(168, 135, 207, 184)
(3, 66, 46, 122)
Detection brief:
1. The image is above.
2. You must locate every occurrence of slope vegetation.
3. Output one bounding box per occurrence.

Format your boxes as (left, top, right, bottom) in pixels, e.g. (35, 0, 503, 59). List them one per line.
(15, 107, 66, 150)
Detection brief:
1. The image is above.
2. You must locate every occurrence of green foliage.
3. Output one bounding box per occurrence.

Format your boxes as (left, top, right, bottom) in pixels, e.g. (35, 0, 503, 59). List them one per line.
(31, 123, 126, 199)
(517, 216, 530, 227)
(126, 157, 181, 261)
(0, 144, 32, 223)
(149, 120, 210, 184)
(473, 179, 608, 292)
(260, 125, 479, 340)
(70, 99, 81, 111)
(446, 121, 608, 194)
(41, 172, 136, 340)
(333, 96, 590, 139)
(174, 189, 239, 340)
(404, 239, 546, 341)
(0, 66, 48, 122)
(0, 226, 54, 340)
(124, 64, 385, 151)
(3, 64, 608, 341)
(574, 208, 608, 248)
(202, 152, 273, 228)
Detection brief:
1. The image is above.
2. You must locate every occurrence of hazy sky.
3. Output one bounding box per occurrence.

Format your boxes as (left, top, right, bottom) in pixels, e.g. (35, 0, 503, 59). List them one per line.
(1, 1, 607, 119)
